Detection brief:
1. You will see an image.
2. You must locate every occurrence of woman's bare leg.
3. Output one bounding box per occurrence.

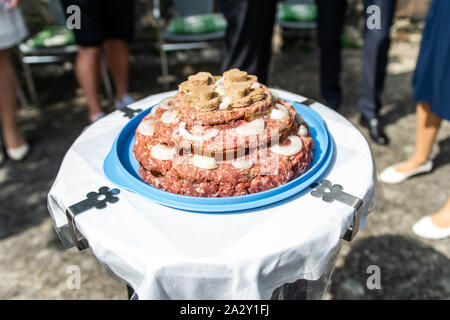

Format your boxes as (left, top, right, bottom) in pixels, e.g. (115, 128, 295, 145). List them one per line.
(430, 197, 450, 229)
(104, 39, 129, 100)
(0, 49, 25, 149)
(395, 102, 442, 173)
(75, 47, 104, 122)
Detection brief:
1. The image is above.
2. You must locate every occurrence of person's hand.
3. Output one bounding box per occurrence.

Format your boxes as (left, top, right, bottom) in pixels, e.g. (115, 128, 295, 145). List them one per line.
(1, 0, 20, 10)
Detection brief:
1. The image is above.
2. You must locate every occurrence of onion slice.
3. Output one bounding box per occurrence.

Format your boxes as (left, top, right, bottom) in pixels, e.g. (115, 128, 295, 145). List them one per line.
(219, 96, 232, 109)
(271, 135, 303, 156)
(150, 106, 159, 115)
(179, 122, 219, 142)
(271, 90, 280, 102)
(137, 119, 155, 136)
(232, 158, 254, 170)
(215, 85, 225, 96)
(191, 154, 218, 170)
(270, 103, 290, 120)
(298, 125, 308, 137)
(150, 144, 177, 161)
(251, 82, 261, 89)
(235, 119, 265, 136)
(160, 96, 173, 109)
(161, 110, 178, 124)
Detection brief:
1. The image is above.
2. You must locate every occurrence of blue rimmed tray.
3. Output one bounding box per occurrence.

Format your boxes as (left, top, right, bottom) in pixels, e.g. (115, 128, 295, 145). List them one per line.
(104, 100, 334, 213)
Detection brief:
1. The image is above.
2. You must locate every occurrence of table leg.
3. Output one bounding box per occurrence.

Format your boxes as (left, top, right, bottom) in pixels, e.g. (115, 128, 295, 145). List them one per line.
(273, 240, 342, 300)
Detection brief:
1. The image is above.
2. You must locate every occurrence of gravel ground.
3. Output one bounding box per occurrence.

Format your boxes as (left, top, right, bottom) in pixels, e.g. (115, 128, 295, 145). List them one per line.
(0, 36, 449, 300)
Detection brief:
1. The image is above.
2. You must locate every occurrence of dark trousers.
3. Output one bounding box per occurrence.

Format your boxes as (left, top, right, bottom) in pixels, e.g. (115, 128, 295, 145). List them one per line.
(317, 0, 397, 117)
(219, 0, 277, 84)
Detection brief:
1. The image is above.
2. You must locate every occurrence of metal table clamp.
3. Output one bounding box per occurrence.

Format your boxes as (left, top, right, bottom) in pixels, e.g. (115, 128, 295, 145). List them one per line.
(66, 187, 120, 251)
(311, 180, 364, 241)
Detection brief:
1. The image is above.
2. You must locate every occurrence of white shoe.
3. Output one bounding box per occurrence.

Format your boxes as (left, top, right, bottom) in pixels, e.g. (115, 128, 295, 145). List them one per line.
(6, 143, 30, 161)
(91, 112, 106, 123)
(114, 93, 135, 110)
(379, 160, 433, 184)
(412, 216, 450, 240)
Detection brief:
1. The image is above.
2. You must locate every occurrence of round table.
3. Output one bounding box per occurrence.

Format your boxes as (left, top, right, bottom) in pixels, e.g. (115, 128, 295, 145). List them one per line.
(47, 89, 375, 300)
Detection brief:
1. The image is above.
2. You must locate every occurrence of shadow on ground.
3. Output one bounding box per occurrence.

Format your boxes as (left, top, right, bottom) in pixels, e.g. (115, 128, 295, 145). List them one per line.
(329, 235, 450, 299)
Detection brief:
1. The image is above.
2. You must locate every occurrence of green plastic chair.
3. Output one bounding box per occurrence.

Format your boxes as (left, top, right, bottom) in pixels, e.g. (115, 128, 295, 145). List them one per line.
(153, 0, 227, 89)
(17, 0, 113, 106)
(277, 0, 317, 29)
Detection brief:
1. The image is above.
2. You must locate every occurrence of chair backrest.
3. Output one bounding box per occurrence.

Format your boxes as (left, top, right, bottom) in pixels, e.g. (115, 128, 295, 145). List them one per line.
(50, 0, 68, 27)
(283, 0, 315, 4)
(173, 0, 214, 17)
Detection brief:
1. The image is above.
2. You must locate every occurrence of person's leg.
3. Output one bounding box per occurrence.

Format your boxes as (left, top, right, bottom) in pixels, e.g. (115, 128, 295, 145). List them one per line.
(219, 0, 277, 84)
(316, 0, 347, 110)
(360, 0, 397, 120)
(75, 47, 104, 122)
(0, 49, 25, 149)
(62, 0, 106, 121)
(395, 102, 442, 173)
(430, 197, 450, 229)
(104, 39, 129, 100)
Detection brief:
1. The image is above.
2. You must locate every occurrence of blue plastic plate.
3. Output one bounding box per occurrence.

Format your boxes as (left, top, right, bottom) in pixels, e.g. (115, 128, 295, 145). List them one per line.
(104, 101, 334, 213)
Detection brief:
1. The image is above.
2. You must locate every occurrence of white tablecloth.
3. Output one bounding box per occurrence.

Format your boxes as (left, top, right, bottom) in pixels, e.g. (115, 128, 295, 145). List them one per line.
(47, 90, 375, 300)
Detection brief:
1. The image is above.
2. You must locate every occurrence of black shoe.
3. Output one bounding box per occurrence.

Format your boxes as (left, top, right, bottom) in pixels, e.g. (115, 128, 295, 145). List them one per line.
(359, 116, 390, 145)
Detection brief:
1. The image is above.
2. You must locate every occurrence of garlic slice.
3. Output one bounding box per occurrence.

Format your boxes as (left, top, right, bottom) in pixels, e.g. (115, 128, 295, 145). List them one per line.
(160, 96, 173, 109)
(298, 125, 308, 137)
(179, 122, 219, 142)
(150, 144, 177, 161)
(137, 119, 155, 136)
(271, 135, 303, 156)
(219, 96, 232, 109)
(235, 119, 265, 136)
(232, 158, 254, 170)
(161, 110, 178, 124)
(191, 154, 218, 170)
(270, 103, 290, 120)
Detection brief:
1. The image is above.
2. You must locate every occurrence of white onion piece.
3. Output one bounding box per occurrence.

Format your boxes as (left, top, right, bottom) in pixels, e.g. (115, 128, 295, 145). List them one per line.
(232, 158, 254, 170)
(137, 119, 155, 136)
(191, 154, 218, 170)
(160, 96, 173, 109)
(150, 144, 176, 161)
(298, 125, 308, 137)
(161, 110, 178, 124)
(216, 77, 224, 84)
(219, 96, 232, 109)
(235, 119, 265, 136)
(270, 103, 290, 120)
(150, 106, 159, 115)
(215, 85, 225, 96)
(251, 82, 261, 89)
(296, 113, 304, 124)
(271, 90, 279, 102)
(271, 135, 303, 156)
(179, 122, 219, 142)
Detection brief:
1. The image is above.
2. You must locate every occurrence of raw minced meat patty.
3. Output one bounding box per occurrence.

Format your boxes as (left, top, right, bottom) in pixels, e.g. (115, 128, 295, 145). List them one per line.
(133, 70, 315, 197)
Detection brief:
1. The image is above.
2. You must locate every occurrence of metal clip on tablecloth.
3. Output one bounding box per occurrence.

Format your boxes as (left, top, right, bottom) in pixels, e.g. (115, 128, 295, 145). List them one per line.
(311, 180, 363, 241)
(66, 187, 120, 251)
(119, 106, 143, 119)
